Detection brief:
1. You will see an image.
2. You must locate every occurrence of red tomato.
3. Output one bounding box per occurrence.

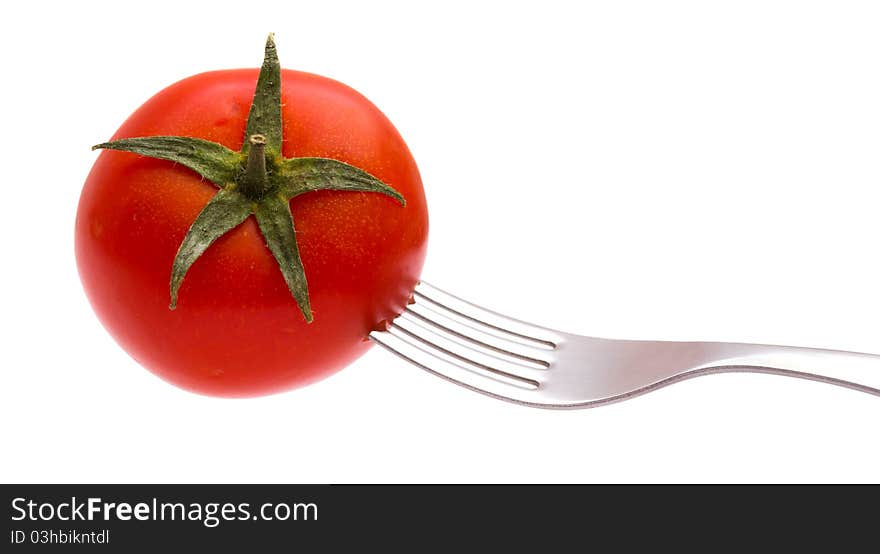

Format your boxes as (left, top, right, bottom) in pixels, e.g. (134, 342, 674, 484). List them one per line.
(76, 69, 428, 396)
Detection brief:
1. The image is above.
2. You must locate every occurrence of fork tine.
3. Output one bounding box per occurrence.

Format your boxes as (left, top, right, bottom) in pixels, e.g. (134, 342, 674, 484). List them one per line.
(415, 281, 561, 348)
(394, 313, 550, 381)
(369, 327, 543, 404)
(402, 306, 551, 368)
(370, 330, 537, 405)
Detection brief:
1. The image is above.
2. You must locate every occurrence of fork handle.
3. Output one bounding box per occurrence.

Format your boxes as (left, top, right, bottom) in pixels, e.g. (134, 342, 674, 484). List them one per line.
(696, 342, 880, 395)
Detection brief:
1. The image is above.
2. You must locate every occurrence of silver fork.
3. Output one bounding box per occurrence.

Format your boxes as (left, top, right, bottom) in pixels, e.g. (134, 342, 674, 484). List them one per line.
(369, 281, 880, 408)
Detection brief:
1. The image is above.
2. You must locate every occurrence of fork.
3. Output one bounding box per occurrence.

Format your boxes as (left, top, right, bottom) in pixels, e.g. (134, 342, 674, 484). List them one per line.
(369, 281, 880, 408)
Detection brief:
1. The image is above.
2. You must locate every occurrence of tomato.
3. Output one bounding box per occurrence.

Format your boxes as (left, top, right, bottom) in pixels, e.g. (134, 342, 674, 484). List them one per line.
(75, 38, 428, 397)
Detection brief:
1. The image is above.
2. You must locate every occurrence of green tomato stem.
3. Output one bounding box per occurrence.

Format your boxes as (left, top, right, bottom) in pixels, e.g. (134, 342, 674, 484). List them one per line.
(240, 134, 269, 198)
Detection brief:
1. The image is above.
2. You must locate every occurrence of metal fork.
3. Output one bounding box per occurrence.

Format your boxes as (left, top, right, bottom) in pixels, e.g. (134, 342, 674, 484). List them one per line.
(369, 281, 880, 408)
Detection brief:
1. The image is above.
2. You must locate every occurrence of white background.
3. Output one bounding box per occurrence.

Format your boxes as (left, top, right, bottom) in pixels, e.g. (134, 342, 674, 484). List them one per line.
(1, 1, 879, 483)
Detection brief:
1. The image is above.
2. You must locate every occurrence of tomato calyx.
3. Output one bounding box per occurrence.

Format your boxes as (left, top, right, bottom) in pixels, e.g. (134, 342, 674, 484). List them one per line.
(91, 34, 406, 323)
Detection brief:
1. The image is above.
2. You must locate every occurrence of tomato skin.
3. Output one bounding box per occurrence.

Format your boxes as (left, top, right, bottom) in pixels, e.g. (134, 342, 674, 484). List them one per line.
(76, 69, 428, 397)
